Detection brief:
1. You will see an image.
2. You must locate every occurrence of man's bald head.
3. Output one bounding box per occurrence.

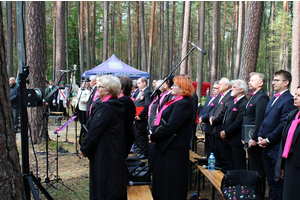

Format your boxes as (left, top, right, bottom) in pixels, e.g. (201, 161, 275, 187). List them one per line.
(9, 77, 16, 86)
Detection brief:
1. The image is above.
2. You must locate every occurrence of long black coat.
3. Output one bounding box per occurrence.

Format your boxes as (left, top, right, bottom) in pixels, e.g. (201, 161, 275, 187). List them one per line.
(150, 97, 193, 200)
(118, 95, 136, 157)
(81, 98, 127, 200)
(275, 109, 300, 199)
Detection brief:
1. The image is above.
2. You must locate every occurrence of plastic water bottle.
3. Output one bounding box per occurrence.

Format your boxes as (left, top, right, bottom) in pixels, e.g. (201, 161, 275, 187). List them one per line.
(208, 153, 215, 171)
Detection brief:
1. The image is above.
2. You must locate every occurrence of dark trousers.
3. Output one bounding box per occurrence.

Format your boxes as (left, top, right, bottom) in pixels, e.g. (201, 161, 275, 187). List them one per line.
(77, 109, 87, 145)
(12, 108, 19, 132)
(216, 137, 231, 172)
(135, 119, 148, 156)
(248, 145, 266, 200)
(262, 148, 283, 200)
(227, 145, 246, 170)
(205, 133, 215, 158)
(58, 100, 66, 116)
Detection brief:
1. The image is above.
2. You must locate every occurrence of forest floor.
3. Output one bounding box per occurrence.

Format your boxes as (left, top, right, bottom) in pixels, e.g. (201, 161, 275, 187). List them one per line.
(16, 118, 268, 200)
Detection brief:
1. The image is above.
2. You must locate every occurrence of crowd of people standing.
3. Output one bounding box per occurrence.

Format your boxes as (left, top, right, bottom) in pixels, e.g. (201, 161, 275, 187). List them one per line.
(10, 68, 300, 200)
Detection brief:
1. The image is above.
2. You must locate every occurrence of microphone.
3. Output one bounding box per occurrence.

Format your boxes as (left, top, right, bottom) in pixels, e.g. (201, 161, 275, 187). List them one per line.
(188, 41, 207, 55)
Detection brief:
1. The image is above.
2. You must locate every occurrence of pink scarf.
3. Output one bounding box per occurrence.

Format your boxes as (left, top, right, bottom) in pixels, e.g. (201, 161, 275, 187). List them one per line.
(101, 95, 114, 102)
(148, 96, 158, 117)
(154, 95, 184, 126)
(282, 111, 300, 158)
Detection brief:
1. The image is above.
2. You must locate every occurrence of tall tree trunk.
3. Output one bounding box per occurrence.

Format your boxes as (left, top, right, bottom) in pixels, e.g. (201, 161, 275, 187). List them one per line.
(135, 1, 140, 69)
(180, 1, 191, 75)
(6, 1, 13, 77)
(139, 1, 147, 72)
(127, 1, 131, 65)
(0, 2, 25, 197)
(111, 2, 115, 54)
(85, 1, 91, 70)
(92, 1, 96, 68)
(55, 1, 66, 83)
(270, 1, 275, 96)
(79, 2, 84, 74)
(211, 1, 220, 87)
(65, 2, 69, 84)
(239, 1, 264, 84)
(119, 2, 123, 59)
(147, 1, 156, 73)
(234, 1, 244, 79)
(26, 1, 47, 144)
(197, 2, 205, 98)
(279, 1, 288, 70)
(158, 1, 164, 78)
(164, 1, 169, 75)
(170, 2, 175, 68)
(291, 1, 300, 93)
(229, 3, 236, 80)
(285, 3, 289, 71)
(52, 2, 57, 80)
(206, 6, 211, 82)
(102, 1, 108, 61)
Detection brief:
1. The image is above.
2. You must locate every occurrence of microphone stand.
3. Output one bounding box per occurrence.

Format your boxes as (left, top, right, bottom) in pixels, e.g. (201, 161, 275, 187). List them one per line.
(150, 46, 197, 98)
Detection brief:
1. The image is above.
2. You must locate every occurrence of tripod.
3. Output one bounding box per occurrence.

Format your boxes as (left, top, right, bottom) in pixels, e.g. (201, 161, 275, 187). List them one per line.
(51, 129, 76, 193)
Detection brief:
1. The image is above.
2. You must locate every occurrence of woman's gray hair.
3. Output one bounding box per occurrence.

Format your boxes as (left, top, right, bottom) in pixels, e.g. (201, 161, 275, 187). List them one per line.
(99, 75, 121, 97)
(155, 79, 164, 87)
(232, 79, 247, 94)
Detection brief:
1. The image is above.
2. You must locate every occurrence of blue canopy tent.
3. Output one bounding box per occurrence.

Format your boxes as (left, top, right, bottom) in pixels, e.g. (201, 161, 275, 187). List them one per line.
(81, 54, 149, 80)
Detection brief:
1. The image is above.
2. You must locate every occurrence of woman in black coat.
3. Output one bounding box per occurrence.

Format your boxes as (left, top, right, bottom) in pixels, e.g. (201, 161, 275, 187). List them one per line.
(149, 75, 194, 200)
(80, 75, 127, 200)
(118, 76, 136, 157)
(275, 86, 300, 200)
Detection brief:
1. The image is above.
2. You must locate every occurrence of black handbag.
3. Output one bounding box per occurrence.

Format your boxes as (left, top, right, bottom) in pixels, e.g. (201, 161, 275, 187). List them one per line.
(126, 158, 151, 185)
(221, 170, 261, 200)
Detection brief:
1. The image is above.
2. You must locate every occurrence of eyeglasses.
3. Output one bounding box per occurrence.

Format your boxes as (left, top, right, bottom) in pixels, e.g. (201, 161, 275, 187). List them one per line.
(172, 84, 180, 88)
(272, 79, 286, 83)
(213, 87, 219, 89)
(98, 86, 105, 89)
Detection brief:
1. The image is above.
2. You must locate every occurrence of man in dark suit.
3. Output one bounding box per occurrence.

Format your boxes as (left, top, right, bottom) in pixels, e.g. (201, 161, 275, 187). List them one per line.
(209, 77, 234, 170)
(242, 72, 269, 200)
(221, 79, 248, 170)
(86, 75, 97, 119)
(134, 77, 152, 159)
(257, 70, 296, 200)
(199, 81, 220, 157)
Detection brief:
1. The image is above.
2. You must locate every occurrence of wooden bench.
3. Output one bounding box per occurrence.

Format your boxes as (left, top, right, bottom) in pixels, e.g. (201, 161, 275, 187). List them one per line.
(189, 150, 224, 200)
(127, 185, 153, 200)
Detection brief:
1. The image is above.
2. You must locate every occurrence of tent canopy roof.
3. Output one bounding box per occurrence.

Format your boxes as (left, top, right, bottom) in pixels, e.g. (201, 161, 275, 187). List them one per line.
(81, 54, 149, 80)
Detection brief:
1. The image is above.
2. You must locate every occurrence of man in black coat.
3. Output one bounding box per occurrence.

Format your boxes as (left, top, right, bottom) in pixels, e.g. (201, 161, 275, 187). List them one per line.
(134, 77, 152, 159)
(9, 77, 20, 132)
(257, 70, 296, 200)
(221, 79, 248, 170)
(241, 72, 269, 200)
(199, 81, 220, 157)
(86, 75, 98, 119)
(209, 77, 234, 171)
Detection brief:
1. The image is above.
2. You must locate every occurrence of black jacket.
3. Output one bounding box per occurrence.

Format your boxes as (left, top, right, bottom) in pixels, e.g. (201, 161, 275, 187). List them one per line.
(81, 98, 127, 200)
(10, 83, 20, 108)
(241, 89, 269, 141)
(118, 95, 136, 156)
(150, 97, 193, 149)
(210, 90, 234, 138)
(134, 87, 152, 119)
(222, 96, 248, 147)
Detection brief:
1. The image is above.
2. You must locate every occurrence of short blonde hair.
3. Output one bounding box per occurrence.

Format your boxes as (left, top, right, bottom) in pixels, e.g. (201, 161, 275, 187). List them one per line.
(99, 75, 121, 97)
